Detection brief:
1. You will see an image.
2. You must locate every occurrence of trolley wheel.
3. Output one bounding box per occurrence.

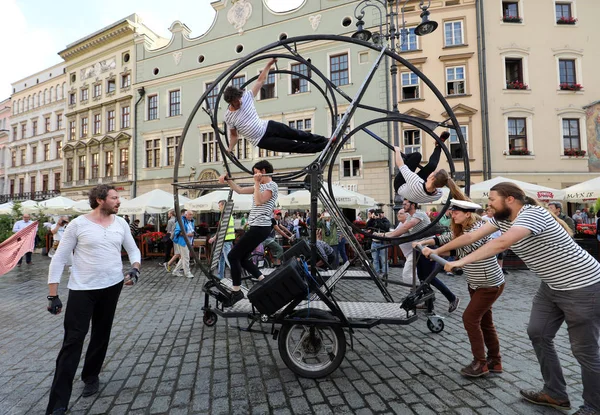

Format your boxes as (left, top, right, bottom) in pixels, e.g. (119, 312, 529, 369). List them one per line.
(278, 309, 346, 379)
(203, 310, 218, 327)
(427, 316, 444, 333)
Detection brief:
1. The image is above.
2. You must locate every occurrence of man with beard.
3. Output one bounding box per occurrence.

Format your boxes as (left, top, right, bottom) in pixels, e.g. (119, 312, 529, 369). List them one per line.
(45, 185, 141, 415)
(426, 182, 600, 415)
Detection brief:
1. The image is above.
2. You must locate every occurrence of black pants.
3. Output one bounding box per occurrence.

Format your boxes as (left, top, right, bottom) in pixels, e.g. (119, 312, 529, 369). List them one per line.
(416, 254, 456, 303)
(259, 120, 328, 154)
(163, 238, 174, 263)
(227, 226, 271, 286)
(17, 251, 32, 264)
(393, 146, 442, 194)
(46, 281, 123, 414)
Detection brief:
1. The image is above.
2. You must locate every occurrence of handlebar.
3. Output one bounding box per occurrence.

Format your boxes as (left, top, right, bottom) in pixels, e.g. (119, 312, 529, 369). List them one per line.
(414, 244, 463, 276)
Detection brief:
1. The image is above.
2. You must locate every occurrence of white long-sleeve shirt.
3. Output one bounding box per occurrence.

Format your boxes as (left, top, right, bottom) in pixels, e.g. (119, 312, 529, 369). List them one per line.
(48, 215, 141, 290)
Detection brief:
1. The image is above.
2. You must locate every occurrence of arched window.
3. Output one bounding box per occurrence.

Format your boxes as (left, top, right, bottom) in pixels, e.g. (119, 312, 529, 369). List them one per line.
(49, 87, 54, 103)
(56, 84, 61, 100)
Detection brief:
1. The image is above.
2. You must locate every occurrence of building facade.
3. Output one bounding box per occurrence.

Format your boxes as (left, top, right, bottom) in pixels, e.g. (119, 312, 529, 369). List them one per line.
(0, 97, 10, 198)
(58, 14, 165, 200)
(5, 64, 66, 202)
(481, 0, 600, 189)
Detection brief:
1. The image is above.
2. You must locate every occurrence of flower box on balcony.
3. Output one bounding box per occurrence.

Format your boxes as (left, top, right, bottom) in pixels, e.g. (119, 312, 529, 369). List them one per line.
(509, 149, 531, 156)
(557, 16, 577, 25)
(559, 83, 583, 91)
(502, 16, 522, 23)
(506, 81, 528, 90)
(563, 148, 586, 157)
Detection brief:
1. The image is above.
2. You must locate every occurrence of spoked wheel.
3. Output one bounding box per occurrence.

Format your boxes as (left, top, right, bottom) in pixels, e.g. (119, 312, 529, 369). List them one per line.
(203, 310, 218, 327)
(278, 309, 346, 378)
(427, 316, 444, 333)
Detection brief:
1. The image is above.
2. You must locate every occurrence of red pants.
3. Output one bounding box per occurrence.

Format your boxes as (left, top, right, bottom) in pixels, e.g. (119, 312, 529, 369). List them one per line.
(463, 283, 505, 363)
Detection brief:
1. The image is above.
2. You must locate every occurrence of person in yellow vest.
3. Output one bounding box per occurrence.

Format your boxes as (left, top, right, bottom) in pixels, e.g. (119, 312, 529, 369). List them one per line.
(209, 200, 236, 280)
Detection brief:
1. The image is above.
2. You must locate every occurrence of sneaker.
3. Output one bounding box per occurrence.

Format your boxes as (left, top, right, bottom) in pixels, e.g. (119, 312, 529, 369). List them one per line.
(519, 389, 571, 411)
(82, 378, 99, 397)
(172, 271, 183, 277)
(572, 406, 600, 415)
(164, 263, 171, 273)
(460, 360, 489, 378)
(448, 297, 460, 313)
(223, 290, 244, 307)
(486, 358, 503, 373)
(158, 262, 165, 267)
(186, 274, 195, 279)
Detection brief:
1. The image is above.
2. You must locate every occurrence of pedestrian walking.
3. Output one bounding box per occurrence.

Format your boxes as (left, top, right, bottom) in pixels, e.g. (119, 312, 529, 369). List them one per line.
(45, 184, 140, 415)
(172, 210, 196, 279)
(159, 210, 176, 268)
(12, 213, 34, 266)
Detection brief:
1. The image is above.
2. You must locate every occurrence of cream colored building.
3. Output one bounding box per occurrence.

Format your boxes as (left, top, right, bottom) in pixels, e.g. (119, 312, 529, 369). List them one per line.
(481, 0, 600, 190)
(0, 97, 10, 198)
(58, 14, 165, 200)
(6, 64, 66, 201)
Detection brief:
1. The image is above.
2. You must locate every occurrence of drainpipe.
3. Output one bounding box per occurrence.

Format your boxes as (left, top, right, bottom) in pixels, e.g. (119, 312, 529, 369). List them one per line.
(385, 55, 394, 217)
(476, 0, 492, 180)
(132, 87, 145, 197)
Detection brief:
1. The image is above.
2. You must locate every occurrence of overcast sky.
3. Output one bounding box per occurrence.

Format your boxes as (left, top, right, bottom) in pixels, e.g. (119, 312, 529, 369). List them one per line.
(0, 0, 305, 99)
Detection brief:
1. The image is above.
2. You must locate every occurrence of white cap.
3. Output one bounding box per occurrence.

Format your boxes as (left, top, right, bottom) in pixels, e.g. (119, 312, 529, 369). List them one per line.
(448, 199, 481, 212)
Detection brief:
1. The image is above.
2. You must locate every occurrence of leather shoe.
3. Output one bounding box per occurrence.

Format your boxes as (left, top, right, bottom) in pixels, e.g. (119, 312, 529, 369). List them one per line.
(82, 378, 99, 397)
(50, 408, 66, 415)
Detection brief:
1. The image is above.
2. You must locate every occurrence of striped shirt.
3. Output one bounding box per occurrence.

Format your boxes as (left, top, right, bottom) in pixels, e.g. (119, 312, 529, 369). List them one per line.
(224, 90, 268, 146)
(490, 205, 600, 290)
(397, 165, 442, 204)
(248, 181, 279, 227)
(437, 221, 504, 289)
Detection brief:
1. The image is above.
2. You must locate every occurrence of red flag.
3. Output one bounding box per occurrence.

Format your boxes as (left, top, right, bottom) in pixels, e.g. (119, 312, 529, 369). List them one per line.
(0, 221, 38, 276)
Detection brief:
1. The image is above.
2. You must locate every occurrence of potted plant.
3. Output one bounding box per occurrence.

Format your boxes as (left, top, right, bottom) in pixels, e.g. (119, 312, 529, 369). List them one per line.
(509, 149, 531, 156)
(557, 16, 577, 24)
(506, 80, 528, 90)
(563, 148, 587, 157)
(502, 15, 522, 23)
(143, 231, 166, 252)
(559, 83, 583, 91)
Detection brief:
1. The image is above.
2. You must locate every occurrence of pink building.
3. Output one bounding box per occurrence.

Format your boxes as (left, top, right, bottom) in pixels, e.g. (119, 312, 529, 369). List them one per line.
(0, 97, 11, 199)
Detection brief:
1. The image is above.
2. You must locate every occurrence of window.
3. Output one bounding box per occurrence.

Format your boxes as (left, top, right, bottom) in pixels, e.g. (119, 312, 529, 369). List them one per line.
(400, 27, 418, 51)
(44, 143, 50, 161)
(342, 158, 361, 178)
(93, 83, 101, 98)
(332, 114, 353, 150)
(147, 95, 158, 120)
(91, 153, 99, 179)
(562, 119, 581, 151)
(30, 176, 35, 194)
(330, 53, 349, 86)
(444, 21, 463, 46)
(166, 136, 180, 166)
(31, 146, 37, 163)
(107, 79, 116, 93)
(502, 1, 520, 20)
(403, 129, 421, 154)
(78, 155, 86, 179)
(57, 115, 63, 130)
(81, 88, 88, 101)
(42, 175, 49, 192)
(205, 82, 219, 110)
(505, 58, 525, 87)
(105, 151, 113, 177)
(93, 114, 101, 135)
(235, 137, 252, 160)
(121, 106, 130, 128)
(45, 117, 51, 133)
(291, 63, 308, 94)
(107, 110, 115, 132)
(56, 141, 62, 159)
(119, 148, 128, 176)
(556, 2, 573, 21)
(12, 126, 17, 140)
(21, 123, 26, 138)
(18, 178, 24, 194)
(80, 117, 88, 137)
(508, 117, 528, 152)
(10, 179, 14, 195)
(558, 59, 577, 86)
(448, 126, 468, 159)
(169, 90, 181, 117)
(68, 121, 76, 140)
(54, 172, 61, 191)
(401, 73, 420, 100)
(32, 120, 38, 136)
(232, 75, 246, 89)
(446, 66, 465, 95)
(145, 139, 160, 168)
(66, 158, 73, 182)
(20, 149, 26, 165)
(121, 73, 131, 88)
(69, 93, 76, 105)
(201, 132, 220, 163)
(11, 150, 16, 167)
(260, 70, 275, 99)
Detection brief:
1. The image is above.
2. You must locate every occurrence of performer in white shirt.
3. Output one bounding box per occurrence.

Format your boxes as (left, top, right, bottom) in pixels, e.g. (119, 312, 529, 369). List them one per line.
(45, 185, 141, 415)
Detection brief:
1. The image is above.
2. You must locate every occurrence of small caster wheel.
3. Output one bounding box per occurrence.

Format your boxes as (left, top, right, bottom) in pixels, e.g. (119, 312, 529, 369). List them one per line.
(427, 316, 444, 333)
(203, 311, 218, 327)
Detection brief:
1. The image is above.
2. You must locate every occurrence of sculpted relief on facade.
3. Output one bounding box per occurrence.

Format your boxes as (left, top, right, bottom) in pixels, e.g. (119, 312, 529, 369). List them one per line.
(228, 0, 253, 34)
(80, 58, 117, 80)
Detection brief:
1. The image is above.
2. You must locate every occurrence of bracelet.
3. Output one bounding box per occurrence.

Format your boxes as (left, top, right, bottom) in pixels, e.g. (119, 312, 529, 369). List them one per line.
(47, 295, 58, 300)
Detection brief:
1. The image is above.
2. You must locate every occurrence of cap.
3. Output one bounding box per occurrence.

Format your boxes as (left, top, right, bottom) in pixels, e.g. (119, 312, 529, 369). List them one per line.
(274, 209, 282, 215)
(448, 199, 481, 212)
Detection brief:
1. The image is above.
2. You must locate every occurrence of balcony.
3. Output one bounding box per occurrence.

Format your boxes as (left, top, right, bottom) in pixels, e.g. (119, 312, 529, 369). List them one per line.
(117, 175, 128, 182)
(76, 179, 86, 186)
(0, 190, 60, 204)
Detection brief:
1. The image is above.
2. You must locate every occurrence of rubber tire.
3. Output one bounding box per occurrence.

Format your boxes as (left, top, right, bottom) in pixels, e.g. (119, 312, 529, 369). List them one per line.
(427, 316, 444, 333)
(203, 310, 218, 327)
(278, 309, 346, 379)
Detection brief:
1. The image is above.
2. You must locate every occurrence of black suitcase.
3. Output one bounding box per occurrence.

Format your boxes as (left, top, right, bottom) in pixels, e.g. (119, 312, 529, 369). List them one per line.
(247, 258, 308, 315)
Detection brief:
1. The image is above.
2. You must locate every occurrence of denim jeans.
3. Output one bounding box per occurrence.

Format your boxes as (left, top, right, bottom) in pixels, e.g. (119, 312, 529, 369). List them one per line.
(217, 241, 233, 280)
(371, 240, 388, 275)
(338, 237, 348, 264)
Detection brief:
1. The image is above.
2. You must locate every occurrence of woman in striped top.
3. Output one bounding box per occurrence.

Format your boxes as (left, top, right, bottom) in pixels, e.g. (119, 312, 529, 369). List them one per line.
(419, 199, 505, 378)
(219, 160, 279, 307)
(430, 183, 600, 414)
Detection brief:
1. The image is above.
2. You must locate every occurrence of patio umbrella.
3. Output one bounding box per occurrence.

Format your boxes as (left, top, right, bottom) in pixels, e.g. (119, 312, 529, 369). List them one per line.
(278, 185, 377, 209)
(36, 196, 76, 214)
(117, 189, 190, 215)
(563, 177, 600, 202)
(21, 200, 43, 214)
(0, 201, 14, 215)
(185, 189, 253, 212)
(468, 176, 564, 202)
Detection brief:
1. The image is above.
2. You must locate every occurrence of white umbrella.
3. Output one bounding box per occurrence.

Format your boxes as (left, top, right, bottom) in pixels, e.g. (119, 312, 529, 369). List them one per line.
(21, 200, 43, 214)
(117, 189, 190, 215)
(71, 199, 92, 213)
(0, 201, 13, 215)
(185, 189, 253, 212)
(468, 176, 564, 202)
(278, 185, 377, 209)
(36, 196, 76, 214)
(563, 177, 600, 202)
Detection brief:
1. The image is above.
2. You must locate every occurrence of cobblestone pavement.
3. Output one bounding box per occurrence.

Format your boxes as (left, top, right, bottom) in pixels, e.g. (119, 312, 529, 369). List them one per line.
(0, 254, 584, 415)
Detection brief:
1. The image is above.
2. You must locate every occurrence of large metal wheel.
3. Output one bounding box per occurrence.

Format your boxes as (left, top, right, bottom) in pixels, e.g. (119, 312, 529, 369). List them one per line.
(278, 309, 346, 378)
